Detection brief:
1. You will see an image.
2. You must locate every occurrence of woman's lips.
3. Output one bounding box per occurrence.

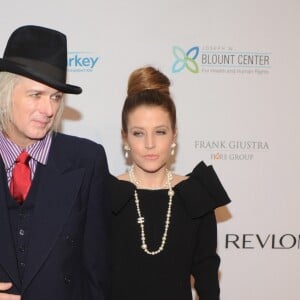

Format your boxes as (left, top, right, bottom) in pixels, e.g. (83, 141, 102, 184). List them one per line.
(144, 154, 159, 160)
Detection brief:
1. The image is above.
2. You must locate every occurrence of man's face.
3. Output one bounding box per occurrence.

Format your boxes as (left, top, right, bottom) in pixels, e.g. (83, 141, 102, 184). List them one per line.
(6, 76, 63, 148)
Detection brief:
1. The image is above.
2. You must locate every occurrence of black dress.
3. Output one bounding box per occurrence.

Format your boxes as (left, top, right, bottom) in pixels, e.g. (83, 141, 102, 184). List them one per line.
(110, 162, 231, 300)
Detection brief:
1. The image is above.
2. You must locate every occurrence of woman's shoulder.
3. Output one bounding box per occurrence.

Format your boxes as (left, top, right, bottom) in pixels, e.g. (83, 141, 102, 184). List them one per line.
(116, 172, 130, 181)
(171, 174, 188, 186)
(173, 161, 231, 218)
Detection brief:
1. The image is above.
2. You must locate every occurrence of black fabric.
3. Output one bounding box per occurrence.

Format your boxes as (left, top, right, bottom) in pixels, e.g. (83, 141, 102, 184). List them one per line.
(6, 166, 42, 280)
(111, 161, 231, 300)
(0, 133, 110, 299)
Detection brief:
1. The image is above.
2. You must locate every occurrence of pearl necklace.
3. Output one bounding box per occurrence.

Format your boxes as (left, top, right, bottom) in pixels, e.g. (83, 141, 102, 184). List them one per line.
(128, 165, 175, 255)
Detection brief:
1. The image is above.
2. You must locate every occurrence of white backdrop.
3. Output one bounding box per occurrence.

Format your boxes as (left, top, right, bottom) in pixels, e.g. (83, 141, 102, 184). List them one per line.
(1, 1, 299, 299)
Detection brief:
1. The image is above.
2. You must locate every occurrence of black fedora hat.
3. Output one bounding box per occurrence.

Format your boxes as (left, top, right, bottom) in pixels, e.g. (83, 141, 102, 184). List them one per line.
(0, 25, 82, 94)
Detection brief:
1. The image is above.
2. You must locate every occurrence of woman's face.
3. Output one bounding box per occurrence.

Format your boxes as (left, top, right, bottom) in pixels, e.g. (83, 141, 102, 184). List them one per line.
(124, 105, 176, 174)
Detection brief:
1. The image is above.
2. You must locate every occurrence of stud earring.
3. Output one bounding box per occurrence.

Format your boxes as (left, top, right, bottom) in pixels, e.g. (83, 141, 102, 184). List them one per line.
(124, 144, 131, 159)
(171, 142, 176, 156)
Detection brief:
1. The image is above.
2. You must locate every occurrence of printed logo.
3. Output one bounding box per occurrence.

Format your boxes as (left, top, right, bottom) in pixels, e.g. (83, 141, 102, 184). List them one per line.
(194, 140, 270, 161)
(172, 46, 199, 73)
(68, 52, 100, 72)
(225, 233, 300, 250)
(172, 45, 272, 75)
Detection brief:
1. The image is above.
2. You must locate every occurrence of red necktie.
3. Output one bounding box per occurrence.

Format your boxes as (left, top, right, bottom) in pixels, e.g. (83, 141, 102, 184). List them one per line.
(10, 151, 31, 204)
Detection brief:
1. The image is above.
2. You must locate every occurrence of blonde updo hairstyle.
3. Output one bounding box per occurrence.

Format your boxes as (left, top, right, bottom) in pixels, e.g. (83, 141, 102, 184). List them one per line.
(122, 66, 177, 134)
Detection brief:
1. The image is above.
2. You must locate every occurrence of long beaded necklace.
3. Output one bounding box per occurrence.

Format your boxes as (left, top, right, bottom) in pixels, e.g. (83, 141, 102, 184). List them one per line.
(128, 165, 175, 255)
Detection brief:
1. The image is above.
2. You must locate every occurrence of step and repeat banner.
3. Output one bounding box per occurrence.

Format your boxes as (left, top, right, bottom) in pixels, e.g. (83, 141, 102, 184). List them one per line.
(1, 1, 299, 299)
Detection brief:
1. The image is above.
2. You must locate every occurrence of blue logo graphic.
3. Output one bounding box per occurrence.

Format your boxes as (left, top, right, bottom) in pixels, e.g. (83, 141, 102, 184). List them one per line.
(172, 46, 199, 73)
(68, 52, 100, 72)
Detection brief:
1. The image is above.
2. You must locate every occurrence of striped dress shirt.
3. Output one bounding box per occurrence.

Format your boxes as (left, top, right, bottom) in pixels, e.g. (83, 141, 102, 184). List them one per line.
(0, 132, 53, 186)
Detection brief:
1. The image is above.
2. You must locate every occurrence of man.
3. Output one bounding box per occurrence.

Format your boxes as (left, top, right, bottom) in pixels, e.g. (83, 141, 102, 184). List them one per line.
(0, 25, 110, 299)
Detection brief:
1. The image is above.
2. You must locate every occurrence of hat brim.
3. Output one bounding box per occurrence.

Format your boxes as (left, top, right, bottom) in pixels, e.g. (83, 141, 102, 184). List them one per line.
(0, 59, 82, 94)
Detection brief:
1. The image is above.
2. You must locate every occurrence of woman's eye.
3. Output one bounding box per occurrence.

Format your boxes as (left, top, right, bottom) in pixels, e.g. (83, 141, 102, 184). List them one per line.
(133, 131, 143, 137)
(156, 130, 166, 135)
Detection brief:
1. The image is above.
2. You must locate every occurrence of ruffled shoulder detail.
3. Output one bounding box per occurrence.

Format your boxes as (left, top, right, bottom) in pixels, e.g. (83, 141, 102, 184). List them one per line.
(174, 161, 231, 218)
(109, 174, 135, 214)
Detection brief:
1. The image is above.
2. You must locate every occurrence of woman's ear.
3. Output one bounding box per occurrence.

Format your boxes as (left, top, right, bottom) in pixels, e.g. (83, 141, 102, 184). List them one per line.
(173, 127, 178, 142)
(121, 130, 131, 159)
(121, 129, 128, 144)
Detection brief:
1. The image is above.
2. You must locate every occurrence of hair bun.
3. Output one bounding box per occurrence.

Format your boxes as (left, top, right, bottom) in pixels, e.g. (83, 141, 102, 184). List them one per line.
(127, 66, 170, 97)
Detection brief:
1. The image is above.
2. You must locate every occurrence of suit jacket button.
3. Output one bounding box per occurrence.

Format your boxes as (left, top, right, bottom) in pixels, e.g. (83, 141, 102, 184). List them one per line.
(19, 246, 25, 252)
(64, 275, 71, 285)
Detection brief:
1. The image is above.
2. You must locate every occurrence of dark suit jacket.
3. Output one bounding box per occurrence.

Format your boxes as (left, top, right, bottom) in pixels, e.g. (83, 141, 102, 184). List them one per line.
(0, 132, 111, 300)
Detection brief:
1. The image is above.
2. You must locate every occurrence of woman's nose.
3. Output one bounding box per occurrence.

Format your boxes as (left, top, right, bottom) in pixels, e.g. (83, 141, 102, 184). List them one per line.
(145, 135, 155, 149)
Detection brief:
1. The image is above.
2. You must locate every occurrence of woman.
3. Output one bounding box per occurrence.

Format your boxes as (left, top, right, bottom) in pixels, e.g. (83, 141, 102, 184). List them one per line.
(110, 66, 231, 300)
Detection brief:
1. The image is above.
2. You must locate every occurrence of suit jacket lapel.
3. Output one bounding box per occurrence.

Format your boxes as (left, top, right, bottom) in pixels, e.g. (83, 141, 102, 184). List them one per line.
(21, 140, 85, 291)
(0, 159, 21, 291)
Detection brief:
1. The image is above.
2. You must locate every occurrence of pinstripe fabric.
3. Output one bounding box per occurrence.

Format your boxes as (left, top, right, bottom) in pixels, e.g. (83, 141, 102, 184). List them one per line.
(0, 132, 52, 185)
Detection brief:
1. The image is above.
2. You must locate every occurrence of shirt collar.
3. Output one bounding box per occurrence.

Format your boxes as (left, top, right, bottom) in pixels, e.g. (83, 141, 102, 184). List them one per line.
(0, 132, 53, 169)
